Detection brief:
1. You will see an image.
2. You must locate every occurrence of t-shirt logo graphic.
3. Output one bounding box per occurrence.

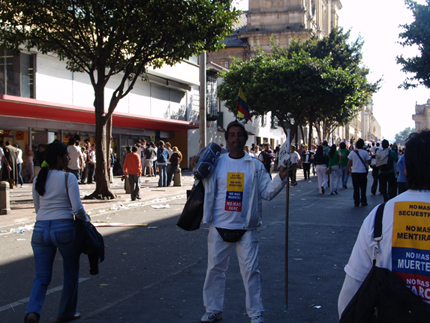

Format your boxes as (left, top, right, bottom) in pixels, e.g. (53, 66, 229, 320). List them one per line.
(392, 201, 430, 303)
(225, 172, 244, 212)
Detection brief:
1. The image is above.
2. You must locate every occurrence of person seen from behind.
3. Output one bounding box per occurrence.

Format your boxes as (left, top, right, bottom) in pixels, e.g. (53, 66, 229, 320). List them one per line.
(338, 142, 350, 189)
(347, 139, 370, 207)
(338, 129, 430, 317)
(123, 145, 142, 201)
(328, 144, 341, 195)
(377, 139, 398, 202)
(313, 145, 328, 194)
(25, 142, 90, 323)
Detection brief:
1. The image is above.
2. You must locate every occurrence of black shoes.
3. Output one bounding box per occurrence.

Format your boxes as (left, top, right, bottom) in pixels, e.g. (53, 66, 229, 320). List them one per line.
(56, 313, 81, 323)
(25, 313, 40, 323)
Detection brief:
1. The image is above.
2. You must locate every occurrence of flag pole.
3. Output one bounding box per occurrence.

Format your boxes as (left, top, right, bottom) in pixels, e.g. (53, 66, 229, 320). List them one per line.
(284, 129, 290, 309)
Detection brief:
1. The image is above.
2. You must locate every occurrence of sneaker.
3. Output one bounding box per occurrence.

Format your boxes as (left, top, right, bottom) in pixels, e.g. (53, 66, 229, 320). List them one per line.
(250, 316, 265, 323)
(321, 186, 325, 194)
(201, 312, 223, 323)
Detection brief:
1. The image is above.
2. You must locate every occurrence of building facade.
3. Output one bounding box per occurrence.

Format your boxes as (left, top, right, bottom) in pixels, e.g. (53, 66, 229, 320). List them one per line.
(0, 48, 204, 168)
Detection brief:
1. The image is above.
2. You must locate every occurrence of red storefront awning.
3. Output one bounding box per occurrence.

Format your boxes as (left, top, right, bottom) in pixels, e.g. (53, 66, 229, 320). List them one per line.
(0, 95, 199, 132)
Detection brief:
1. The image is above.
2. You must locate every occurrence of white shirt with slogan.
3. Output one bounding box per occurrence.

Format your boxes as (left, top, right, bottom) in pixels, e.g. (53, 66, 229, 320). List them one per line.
(211, 155, 252, 230)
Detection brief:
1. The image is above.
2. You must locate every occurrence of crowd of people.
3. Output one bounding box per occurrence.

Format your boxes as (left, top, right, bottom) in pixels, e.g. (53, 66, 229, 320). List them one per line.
(250, 138, 405, 207)
(8, 125, 428, 323)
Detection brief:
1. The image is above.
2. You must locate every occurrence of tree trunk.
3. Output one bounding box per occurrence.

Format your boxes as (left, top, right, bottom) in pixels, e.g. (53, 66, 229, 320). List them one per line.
(308, 113, 314, 147)
(84, 86, 116, 200)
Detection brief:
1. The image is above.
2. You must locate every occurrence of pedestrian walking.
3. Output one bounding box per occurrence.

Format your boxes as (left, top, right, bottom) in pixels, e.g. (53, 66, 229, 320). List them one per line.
(123, 146, 142, 201)
(328, 144, 341, 195)
(313, 145, 329, 194)
(14, 143, 24, 187)
(338, 142, 350, 189)
(347, 139, 370, 207)
(338, 129, 430, 318)
(25, 142, 91, 323)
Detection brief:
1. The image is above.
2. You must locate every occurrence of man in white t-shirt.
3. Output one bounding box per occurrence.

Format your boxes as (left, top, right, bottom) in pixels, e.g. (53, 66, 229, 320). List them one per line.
(338, 129, 430, 317)
(347, 139, 371, 207)
(196, 120, 289, 323)
(67, 138, 84, 181)
(288, 145, 301, 186)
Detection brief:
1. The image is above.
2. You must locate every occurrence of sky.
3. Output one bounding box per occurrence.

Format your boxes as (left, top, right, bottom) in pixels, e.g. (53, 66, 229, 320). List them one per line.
(234, 0, 430, 141)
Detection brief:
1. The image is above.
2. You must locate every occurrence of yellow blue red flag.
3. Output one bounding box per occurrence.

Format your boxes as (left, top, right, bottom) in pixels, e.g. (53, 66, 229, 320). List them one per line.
(237, 88, 251, 121)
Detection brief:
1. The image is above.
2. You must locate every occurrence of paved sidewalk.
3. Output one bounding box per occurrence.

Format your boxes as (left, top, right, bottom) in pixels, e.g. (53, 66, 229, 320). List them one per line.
(0, 170, 195, 229)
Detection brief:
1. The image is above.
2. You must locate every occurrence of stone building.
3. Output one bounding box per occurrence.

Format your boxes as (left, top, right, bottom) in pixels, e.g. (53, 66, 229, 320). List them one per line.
(413, 99, 430, 132)
(208, 0, 342, 68)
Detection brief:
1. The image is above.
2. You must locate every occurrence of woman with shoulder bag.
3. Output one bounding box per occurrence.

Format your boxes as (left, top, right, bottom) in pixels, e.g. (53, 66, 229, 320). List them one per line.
(25, 142, 91, 323)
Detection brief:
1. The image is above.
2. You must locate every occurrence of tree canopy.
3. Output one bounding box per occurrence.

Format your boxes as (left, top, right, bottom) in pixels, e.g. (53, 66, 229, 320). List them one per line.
(395, 127, 415, 146)
(218, 27, 379, 143)
(397, 0, 430, 89)
(0, 0, 239, 198)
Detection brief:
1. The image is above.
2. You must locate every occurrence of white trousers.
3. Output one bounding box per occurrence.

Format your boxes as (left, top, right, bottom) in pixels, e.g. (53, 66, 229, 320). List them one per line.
(329, 165, 341, 193)
(203, 225, 264, 318)
(316, 164, 328, 193)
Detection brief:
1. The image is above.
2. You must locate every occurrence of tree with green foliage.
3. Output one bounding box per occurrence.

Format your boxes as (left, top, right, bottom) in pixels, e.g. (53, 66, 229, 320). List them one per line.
(305, 27, 378, 143)
(395, 127, 415, 146)
(397, 0, 430, 89)
(218, 28, 379, 143)
(0, 0, 238, 198)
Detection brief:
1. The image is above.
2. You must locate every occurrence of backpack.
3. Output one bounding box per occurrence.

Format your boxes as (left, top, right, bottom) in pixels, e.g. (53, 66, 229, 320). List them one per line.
(375, 149, 393, 172)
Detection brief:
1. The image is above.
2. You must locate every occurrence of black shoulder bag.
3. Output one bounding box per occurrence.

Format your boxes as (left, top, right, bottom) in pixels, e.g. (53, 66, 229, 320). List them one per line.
(339, 203, 430, 323)
(177, 180, 204, 231)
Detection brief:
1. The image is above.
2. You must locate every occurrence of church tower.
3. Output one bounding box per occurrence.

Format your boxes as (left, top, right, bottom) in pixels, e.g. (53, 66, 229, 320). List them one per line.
(242, 0, 342, 53)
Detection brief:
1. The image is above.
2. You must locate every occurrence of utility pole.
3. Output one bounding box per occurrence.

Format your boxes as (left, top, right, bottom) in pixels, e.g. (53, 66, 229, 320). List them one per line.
(199, 51, 207, 149)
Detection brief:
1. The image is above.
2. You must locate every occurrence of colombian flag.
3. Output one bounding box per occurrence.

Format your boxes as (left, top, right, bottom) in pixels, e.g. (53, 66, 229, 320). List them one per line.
(237, 88, 251, 121)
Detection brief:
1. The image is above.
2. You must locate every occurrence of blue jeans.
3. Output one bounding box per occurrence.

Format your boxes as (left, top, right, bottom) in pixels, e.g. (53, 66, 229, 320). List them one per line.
(26, 220, 80, 318)
(158, 164, 167, 187)
(341, 166, 348, 186)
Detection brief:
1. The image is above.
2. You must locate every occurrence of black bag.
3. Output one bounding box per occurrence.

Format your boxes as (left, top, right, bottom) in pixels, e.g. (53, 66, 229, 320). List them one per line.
(177, 181, 204, 231)
(339, 203, 430, 323)
(216, 228, 246, 243)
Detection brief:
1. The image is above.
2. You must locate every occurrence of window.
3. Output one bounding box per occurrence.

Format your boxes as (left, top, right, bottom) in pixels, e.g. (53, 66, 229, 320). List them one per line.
(271, 115, 279, 129)
(0, 50, 35, 98)
(206, 72, 218, 118)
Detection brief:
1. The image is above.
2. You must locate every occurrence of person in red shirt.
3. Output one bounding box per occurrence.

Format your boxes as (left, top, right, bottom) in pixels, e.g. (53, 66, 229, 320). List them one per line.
(123, 146, 142, 201)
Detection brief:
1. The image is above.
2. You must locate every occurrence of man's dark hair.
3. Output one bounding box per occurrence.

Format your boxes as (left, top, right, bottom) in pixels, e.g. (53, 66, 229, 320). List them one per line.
(382, 139, 389, 149)
(323, 140, 328, 146)
(132, 146, 138, 152)
(74, 140, 80, 146)
(5, 140, 11, 145)
(68, 137, 76, 145)
(84, 139, 90, 144)
(355, 139, 365, 149)
(339, 142, 346, 150)
(405, 129, 430, 190)
(224, 120, 248, 141)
